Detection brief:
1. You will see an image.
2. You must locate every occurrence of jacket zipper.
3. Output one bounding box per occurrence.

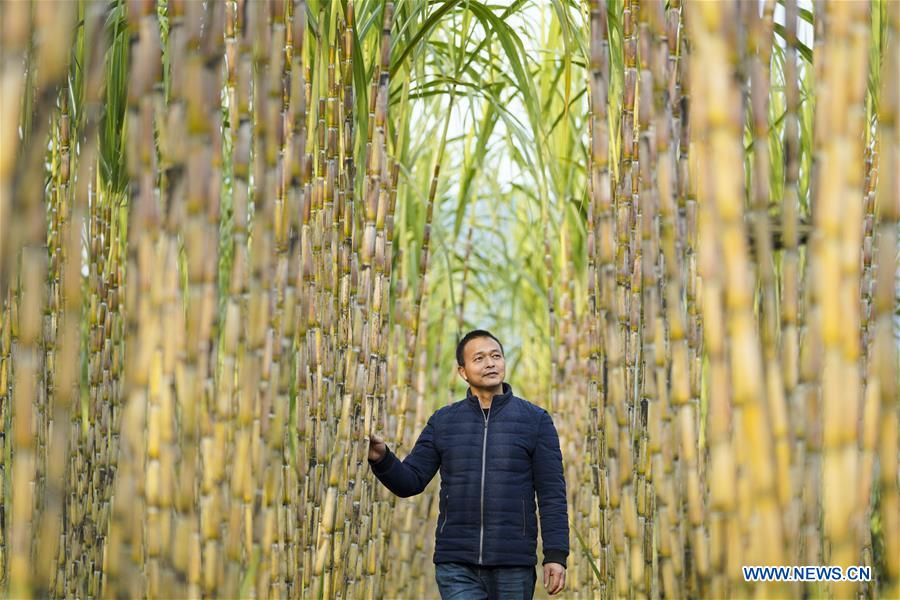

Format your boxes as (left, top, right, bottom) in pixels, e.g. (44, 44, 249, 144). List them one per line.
(440, 491, 448, 533)
(479, 408, 490, 564)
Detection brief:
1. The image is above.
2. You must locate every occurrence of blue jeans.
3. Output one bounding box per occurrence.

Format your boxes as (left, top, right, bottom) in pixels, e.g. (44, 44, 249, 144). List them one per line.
(434, 562, 536, 600)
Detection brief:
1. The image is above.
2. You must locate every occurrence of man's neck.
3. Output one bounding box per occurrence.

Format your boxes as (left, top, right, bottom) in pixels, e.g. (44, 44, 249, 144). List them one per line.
(472, 384, 503, 409)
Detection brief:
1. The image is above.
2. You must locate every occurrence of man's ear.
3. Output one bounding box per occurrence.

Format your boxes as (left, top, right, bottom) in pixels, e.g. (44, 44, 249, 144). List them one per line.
(457, 365, 468, 382)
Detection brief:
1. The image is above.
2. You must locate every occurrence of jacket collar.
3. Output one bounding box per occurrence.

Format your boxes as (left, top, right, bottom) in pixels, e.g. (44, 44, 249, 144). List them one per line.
(466, 382, 514, 415)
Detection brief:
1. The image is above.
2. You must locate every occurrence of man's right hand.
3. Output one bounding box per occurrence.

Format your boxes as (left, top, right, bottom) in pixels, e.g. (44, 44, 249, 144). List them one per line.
(368, 434, 386, 462)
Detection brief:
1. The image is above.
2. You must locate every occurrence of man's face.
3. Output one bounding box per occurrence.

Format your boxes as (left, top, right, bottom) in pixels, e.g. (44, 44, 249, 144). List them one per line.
(457, 336, 505, 390)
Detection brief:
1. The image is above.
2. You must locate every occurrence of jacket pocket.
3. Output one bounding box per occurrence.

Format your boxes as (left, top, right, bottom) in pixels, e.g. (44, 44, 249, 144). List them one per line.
(440, 491, 449, 533)
(522, 497, 527, 535)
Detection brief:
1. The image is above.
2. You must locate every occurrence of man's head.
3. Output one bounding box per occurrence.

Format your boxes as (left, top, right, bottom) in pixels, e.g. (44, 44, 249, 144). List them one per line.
(456, 330, 506, 391)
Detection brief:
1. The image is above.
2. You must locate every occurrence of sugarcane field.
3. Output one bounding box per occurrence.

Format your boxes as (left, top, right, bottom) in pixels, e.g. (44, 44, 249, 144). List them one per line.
(0, 0, 898, 598)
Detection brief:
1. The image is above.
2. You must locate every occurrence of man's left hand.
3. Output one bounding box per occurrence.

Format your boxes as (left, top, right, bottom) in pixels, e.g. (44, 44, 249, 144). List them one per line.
(543, 562, 566, 595)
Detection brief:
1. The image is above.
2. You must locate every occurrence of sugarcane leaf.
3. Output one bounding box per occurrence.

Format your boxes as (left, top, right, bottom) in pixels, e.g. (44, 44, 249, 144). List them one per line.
(775, 0, 815, 26)
(773, 22, 813, 63)
(572, 525, 603, 581)
(389, 0, 466, 75)
(453, 100, 497, 238)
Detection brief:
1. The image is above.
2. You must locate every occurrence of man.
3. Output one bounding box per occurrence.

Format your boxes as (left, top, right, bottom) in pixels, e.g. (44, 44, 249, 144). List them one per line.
(368, 330, 568, 599)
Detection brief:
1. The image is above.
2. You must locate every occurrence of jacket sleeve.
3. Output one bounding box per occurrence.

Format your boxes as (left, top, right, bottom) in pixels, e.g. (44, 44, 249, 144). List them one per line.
(533, 410, 569, 567)
(368, 416, 441, 498)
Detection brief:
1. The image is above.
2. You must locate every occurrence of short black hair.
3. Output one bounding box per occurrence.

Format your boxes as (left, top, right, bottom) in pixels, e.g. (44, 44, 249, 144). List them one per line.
(456, 329, 504, 367)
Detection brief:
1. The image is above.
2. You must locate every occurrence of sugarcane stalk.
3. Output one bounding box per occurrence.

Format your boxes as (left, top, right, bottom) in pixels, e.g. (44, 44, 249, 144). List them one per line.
(588, 0, 615, 594)
(221, 0, 255, 593)
(687, 5, 786, 598)
(872, 2, 899, 597)
(0, 1, 75, 302)
(6, 2, 77, 595)
(745, 8, 796, 561)
(809, 4, 871, 597)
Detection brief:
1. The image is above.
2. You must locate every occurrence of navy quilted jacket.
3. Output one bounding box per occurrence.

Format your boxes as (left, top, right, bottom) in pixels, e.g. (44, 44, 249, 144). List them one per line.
(368, 383, 569, 568)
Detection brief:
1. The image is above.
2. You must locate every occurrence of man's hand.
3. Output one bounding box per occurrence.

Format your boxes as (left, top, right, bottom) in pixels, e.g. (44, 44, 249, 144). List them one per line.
(368, 434, 386, 462)
(543, 562, 566, 595)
